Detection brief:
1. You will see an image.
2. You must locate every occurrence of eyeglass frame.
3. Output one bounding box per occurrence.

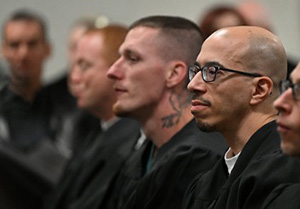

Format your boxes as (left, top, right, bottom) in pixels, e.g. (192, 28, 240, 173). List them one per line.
(189, 62, 263, 82)
(280, 79, 300, 101)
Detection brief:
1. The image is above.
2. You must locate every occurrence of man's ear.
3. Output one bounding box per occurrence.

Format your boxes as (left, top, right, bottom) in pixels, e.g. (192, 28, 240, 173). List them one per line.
(166, 61, 187, 88)
(250, 76, 273, 105)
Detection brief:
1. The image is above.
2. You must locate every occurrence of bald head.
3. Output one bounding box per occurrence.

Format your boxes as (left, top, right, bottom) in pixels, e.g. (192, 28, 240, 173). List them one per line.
(206, 26, 287, 97)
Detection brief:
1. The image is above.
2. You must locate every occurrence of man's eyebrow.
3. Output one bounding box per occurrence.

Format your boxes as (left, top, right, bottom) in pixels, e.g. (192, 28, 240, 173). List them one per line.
(195, 61, 224, 68)
(121, 47, 134, 56)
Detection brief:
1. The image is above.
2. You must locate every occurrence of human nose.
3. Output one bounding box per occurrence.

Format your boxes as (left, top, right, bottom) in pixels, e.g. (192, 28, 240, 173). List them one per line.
(107, 57, 123, 80)
(18, 44, 29, 59)
(70, 65, 82, 84)
(69, 65, 82, 95)
(273, 88, 293, 115)
(187, 72, 206, 94)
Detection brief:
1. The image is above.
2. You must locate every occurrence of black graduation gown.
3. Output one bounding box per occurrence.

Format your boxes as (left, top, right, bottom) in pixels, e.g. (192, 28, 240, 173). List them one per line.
(104, 119, 227, 209)
(0, 85, 66, 209)
(0, 80, 99, 209)
(0, 85, 51, 149)
(41, 76, 100, 155)
(45, 118, 141, 209)
(183, 121, 300, 209)
(262, 183, 300, 209)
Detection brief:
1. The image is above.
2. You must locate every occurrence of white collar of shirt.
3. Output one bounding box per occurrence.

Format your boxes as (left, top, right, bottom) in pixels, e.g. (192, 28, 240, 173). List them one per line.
(134, 129, 146, 150)
(100, 117, 120, 132)
(224, 148, 241, 175)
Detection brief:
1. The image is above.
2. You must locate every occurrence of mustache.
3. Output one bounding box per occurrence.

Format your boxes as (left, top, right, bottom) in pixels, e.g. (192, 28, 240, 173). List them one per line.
(191, 94, 211, 106)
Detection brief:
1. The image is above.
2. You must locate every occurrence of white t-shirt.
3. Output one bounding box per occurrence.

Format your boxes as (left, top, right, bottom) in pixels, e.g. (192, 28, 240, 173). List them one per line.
(224, 148, 241, 175)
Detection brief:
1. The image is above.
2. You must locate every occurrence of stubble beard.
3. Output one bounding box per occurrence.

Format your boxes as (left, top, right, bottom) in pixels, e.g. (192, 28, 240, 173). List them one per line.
(195, 119, 217, 132)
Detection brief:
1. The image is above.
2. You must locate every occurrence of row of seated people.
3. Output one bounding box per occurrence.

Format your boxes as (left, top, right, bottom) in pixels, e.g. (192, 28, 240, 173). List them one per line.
(0, 9, 99, 208)
(0, 3, 299, 209)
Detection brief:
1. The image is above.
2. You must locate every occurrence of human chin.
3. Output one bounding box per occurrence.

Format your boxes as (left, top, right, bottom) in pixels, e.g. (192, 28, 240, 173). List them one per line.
(76, 98, 86, 109)
(281, 141, 300, 157)
(194, 118, 216, 132)
(280, 133, 300, 155)
(112, 101, 132, 117)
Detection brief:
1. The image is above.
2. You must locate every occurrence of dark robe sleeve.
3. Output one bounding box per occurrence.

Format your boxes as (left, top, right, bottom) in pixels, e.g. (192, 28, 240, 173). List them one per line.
(262, 183, 300, 209)
(182, 159, 227, 209)
(183, 152, 300, 209)
(128, 145, 222, 209)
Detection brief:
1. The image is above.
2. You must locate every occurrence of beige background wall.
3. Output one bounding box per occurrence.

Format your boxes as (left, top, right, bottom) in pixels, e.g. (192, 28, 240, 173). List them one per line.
(0, 0, 299, 83)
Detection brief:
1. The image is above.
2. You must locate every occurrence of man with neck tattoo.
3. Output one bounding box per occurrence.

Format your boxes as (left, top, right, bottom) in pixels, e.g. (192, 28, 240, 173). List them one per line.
(183, 26, 300, 209)
(106, 15, 226, 209)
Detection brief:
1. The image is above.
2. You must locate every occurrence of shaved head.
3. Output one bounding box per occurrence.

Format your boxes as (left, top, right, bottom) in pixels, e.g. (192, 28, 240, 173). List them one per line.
(207, 26, 287, 98)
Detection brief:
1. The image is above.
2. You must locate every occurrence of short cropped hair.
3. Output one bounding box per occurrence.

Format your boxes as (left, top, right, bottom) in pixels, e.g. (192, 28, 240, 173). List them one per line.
(2, 8, 49, 42)
(129, 15, 204, 68)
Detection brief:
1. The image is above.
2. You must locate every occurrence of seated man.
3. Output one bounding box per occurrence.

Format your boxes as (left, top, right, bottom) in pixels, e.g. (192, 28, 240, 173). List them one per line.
(183, 26, 300, 209)
(45, 16, 98, 157)
(262, 62, 300, 209)
(0, 9, 99, 209)
(0, 9, 63, 209)
(45, 25, 141, 209)
(105, 15, 226, 209)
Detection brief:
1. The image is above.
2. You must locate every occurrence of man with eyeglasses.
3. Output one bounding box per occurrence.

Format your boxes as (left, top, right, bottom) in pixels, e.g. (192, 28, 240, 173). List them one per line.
(183, 26, 300, 209)
(261, 62, 300, 209)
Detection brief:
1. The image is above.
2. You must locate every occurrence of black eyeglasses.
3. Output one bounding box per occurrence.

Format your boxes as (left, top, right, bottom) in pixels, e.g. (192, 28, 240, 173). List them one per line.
(280, 80, 300, 100)
(188, 63, 263, 82)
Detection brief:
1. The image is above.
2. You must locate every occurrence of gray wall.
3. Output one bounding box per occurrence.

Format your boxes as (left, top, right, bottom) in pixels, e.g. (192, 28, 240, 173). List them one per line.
(0, 0, 299, 83)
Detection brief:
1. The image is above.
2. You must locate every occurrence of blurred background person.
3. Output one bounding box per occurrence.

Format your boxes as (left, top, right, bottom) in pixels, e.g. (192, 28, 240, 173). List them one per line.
(237, 0, 297, 77)
(45, 25, 141, 209)
(67, 17, 95, 68)
(237, 0, 273, 32)
(0, 8, 101, 209)
(198, 4, 248, 39)
(0, 58, 10, 89)
(44, 16, 99, 158)
(197, 1, 297, 78)
(0, 8, 62, 209)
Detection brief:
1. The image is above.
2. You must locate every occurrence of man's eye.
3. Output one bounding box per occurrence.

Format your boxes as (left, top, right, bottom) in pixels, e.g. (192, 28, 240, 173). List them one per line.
(207, 66, 217, 75)
(124, 52, 139, 62)
(128, 55, 139, 62)
(28, 40, 39, 48)
(78, 62, 92, 71)
(8, 42, 19, 49)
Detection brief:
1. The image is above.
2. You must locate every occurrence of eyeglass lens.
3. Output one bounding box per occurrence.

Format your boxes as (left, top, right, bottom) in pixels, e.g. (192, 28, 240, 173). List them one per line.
(189, 65, 217, 82)
(280, 80, 300, 100)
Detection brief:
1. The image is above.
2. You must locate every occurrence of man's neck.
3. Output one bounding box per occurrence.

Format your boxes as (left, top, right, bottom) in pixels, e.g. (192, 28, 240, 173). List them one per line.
(222, 113, 277, 155)
(142, 106, 193, 148)
(9, 79, 41, 102)
(100, 116, 119, 131)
